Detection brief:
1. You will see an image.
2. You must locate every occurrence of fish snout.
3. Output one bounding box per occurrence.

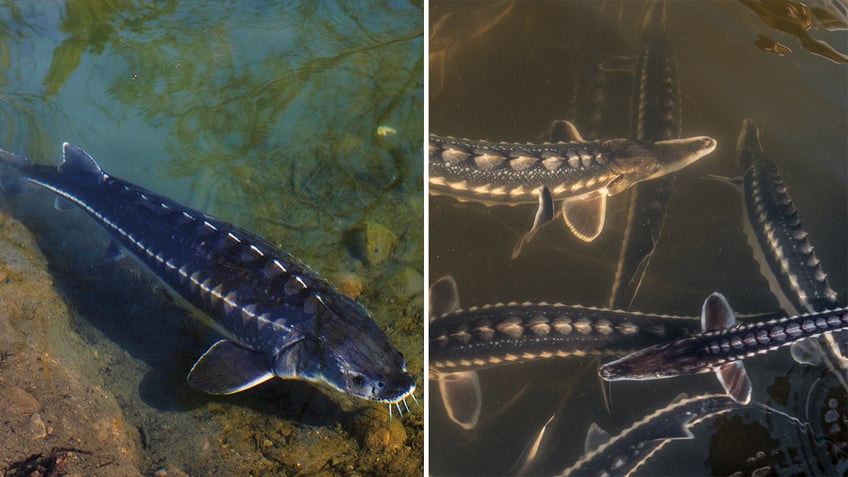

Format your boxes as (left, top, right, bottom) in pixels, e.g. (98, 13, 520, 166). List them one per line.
(378, 372, 416, 403)
(652, 135, 718, 173)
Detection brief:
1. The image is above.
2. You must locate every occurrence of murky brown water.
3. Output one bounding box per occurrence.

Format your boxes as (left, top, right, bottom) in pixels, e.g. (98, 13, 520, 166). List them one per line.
(429, 1, 846, 475)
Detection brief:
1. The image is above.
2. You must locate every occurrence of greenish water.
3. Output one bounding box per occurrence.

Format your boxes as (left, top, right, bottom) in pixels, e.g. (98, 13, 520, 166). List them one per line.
(0, 1, 422, 475)
(430, 1, 846, 475)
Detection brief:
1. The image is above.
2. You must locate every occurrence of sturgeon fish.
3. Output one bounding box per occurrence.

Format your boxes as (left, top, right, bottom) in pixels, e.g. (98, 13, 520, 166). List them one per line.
(557, 394, 738, 477)
(429, 275, 702, 429)
(0, 144, 415, 409)
(709, 118, 844, 366)
(599, 292, 848, 403)
(429, 126, 716, 243)
(608, 0, 680, 309)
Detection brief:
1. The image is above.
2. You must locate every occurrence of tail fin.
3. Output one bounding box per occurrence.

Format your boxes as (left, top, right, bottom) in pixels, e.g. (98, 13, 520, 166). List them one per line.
(0, 149, 32, 193)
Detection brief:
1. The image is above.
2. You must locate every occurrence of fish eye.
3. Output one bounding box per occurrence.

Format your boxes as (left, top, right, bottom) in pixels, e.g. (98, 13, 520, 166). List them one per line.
(352, 375, 366, 387)
(377, 380, 385, 389)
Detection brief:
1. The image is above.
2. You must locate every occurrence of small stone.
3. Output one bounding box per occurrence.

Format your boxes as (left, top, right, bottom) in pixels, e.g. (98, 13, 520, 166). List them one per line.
(365, 222, 397, 265)
(330, 272, 364, 300)
(153, 466, 190, 477)
(29, 413, 47, 439)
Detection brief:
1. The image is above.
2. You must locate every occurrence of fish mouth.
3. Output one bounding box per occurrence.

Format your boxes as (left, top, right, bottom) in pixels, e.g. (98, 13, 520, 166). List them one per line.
(375, 374, 417, 404)
(380, 379, 418, 420)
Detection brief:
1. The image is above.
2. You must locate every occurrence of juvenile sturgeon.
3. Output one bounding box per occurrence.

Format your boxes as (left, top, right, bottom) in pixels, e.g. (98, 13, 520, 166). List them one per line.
(429, 275, 701, 429)
(557, 394, 738, 477)
(608, 0, 680, 310)
(709, 118, 844, 365)
(0, 144, 415, 408)
(599, 292, 848, 403)
(429, 126, 716, 242)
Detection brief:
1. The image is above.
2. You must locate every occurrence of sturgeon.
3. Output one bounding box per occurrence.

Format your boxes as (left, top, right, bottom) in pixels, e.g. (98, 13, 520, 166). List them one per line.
(429, 126, 716, 242)
(429, 275, 702, 429)
(608, 0, 680, 309)
(0, 144, 415, 409)
(599, 292, 848, 403)
(557, 394, 738, 477)
(709, 118, 844, 366)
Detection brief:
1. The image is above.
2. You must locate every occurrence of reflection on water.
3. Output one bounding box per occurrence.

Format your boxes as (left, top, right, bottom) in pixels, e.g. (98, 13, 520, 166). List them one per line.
(0, 1, 422, 475)
(740, 0, 848, 63)
(429, 1, 846, 475)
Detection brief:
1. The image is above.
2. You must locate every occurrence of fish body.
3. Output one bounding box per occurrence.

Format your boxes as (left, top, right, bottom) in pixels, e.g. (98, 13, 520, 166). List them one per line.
(733, 119, 839, 314)
(429, 132, 714, 205)
(429, 275, 704, 429)
(0, 144, 415, 405)
(600, 292, 848, 403)
(431, 301, 699, 374)
(712, 118, 844, 366)
(609, 0, 680, 309)
(558, 394, 738, 477)
(430, 131, 715, 243)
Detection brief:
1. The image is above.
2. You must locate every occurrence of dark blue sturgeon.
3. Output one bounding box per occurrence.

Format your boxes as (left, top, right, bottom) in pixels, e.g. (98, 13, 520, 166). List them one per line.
(600, 292, 848, 404)
(429, 129, 716, 243)
(0, 144, 415, 407)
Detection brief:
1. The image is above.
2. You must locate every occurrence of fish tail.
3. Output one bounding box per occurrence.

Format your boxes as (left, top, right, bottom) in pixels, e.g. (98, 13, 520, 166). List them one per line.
(0, 148, 32, 193)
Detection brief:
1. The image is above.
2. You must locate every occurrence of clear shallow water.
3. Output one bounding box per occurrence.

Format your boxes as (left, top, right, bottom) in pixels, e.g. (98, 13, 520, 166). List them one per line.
(430, 1, 846, 475)
(0, 1, 422, 474)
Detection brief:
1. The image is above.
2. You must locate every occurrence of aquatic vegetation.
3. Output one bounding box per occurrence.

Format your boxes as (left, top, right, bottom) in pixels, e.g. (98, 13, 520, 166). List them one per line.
(0, 1, 423, 475)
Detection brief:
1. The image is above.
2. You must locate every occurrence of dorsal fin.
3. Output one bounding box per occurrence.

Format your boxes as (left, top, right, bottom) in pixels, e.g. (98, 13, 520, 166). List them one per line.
(701, 292, 735, 331)
(549, 119, 585, 142)
(59, 143, 102, 177)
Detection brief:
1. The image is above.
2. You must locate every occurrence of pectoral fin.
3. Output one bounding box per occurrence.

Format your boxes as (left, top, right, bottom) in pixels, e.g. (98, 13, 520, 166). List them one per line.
(701, 293, 752, 404)
(715, 361, 752, 404)
(701, 292, 736, 331)
(187, 339, 274, 395)
(439, 371, 482, 430)
(562, 190, 606, 242)
(790, 340, 823, 366)
(429, 275, 461, 320)
(512, 185, 554, 258)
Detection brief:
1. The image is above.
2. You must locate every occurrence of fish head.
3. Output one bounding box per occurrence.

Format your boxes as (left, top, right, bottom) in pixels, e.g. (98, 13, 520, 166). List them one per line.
(605, 136, 716, 194)
(735, 118, 764, 173)
(599, 336, 707, 382)
(274, 294, 416, 404)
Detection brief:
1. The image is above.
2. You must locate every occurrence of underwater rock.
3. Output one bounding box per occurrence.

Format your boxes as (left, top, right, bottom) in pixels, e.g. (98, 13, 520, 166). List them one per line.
(329, 271, 365, 300)
(344, 222, 399, 266)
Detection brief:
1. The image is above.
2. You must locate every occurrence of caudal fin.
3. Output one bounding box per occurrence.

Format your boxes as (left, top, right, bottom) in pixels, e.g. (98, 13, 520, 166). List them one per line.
(0, 149, 32, 193)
